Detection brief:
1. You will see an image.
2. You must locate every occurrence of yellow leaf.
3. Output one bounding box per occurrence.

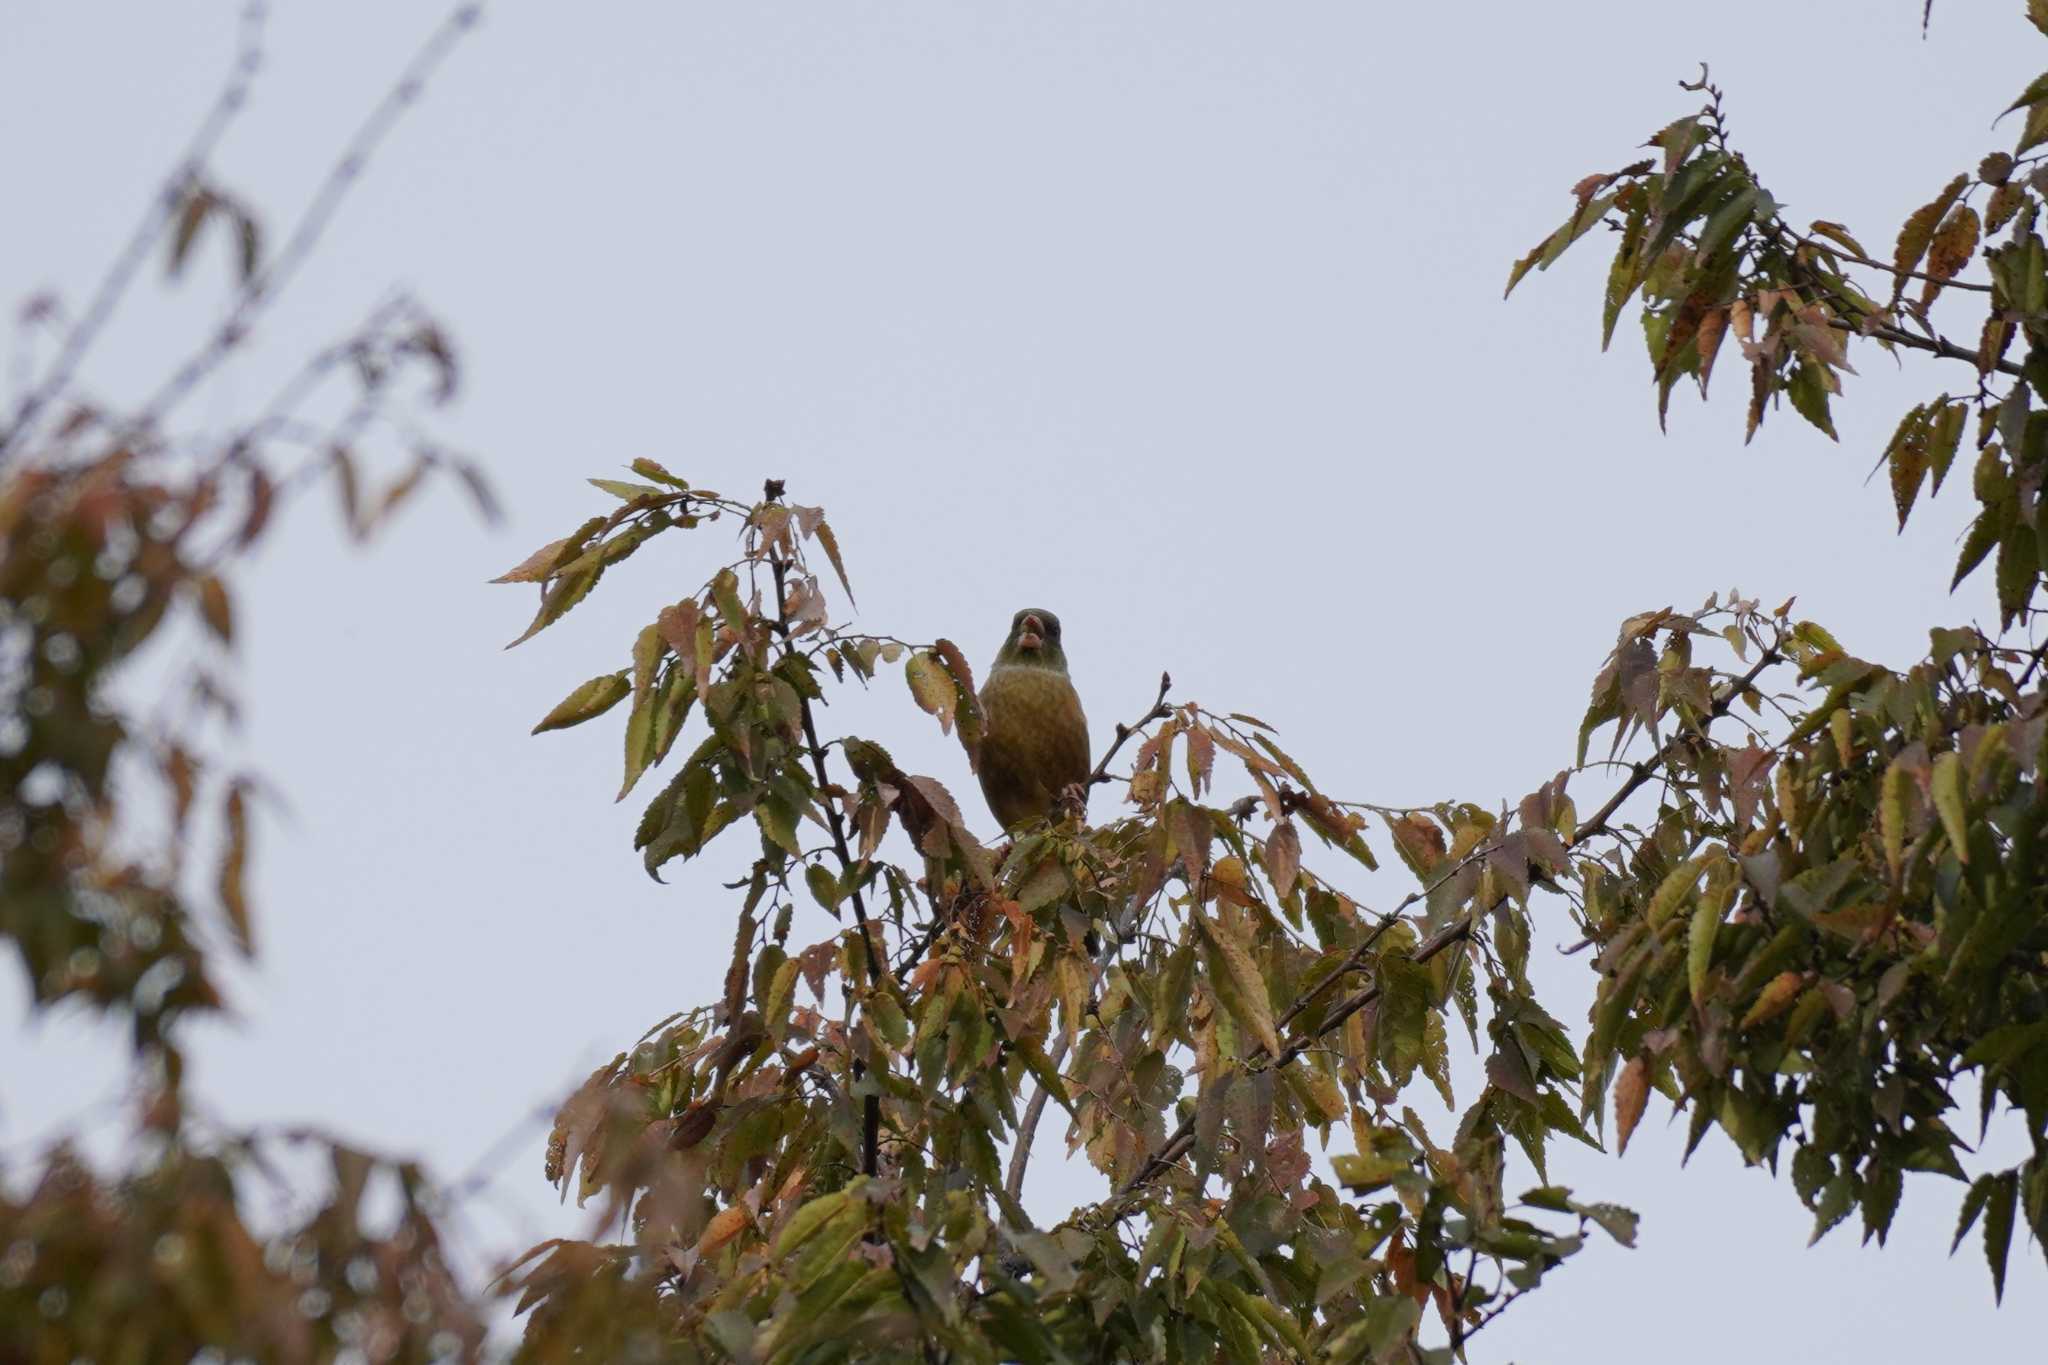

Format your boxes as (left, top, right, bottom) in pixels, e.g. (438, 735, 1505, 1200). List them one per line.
(1647, 856, 1709, 926)
(1688, 892, 1720, 1007)
(696, 1204, 750, 1256)
(1880, 755, 1911, 879)
(532, 672, 630, 735)
(904, 651, 956, 735)
(1740, 970, 1805, 1030)
(1263, 820, 1302, 899)
(1198, 910, 1282, 1059)
(1830, 707, 1853, 768)
(1931, 750, 1969, 862)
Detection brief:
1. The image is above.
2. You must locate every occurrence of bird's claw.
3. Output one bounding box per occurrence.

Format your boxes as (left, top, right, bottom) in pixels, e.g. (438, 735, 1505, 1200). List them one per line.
(1057, 782, 1089, 820)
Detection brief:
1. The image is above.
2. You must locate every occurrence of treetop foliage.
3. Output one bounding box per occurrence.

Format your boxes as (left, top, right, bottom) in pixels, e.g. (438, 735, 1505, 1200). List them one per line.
(4, 3, 2048, 1362)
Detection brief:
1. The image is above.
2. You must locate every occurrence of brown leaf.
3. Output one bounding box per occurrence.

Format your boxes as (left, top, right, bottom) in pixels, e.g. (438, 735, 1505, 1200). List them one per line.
(195, 574, 233, 646)
(1388, 813, 1447, 878)
(1614, 1055, 1649, 1156)
(1919, 206, 1982, 308)
(695, 1203, 750, 1256)
(1695, 305, 1728, 397)
(812, 519, 855, 606)
(1185, 724, 1216, 796)
(219, 784, 252, 955)
(1892, 174, 1967, 300)
(671, 1101, 719, 1150)
(1264, 820, 1302, 899)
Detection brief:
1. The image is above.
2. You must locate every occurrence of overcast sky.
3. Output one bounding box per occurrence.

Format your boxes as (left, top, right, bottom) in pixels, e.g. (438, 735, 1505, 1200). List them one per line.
(6, 1, 2046, 1358)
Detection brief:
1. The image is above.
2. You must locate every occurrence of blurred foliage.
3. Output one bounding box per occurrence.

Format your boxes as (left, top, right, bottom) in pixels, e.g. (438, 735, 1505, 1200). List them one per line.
(0, 3, 493, 1360)
(1509, 1, 2048, 1304)
(8, 3, 2048, 1363)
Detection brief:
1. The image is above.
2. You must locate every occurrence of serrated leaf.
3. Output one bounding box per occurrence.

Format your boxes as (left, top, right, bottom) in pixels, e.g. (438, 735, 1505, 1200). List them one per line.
(1953, 1174, 1995, 1253)
(1687, 894, 1719, 1006)
(1954, 512, 2003, 589)
(1198, 910, 1281, 1058)
(1647, 856, 1709, 926)
(1263, 820, 1302, 899)
(506, 561, 605, 648)
(811, 519, 855, 606)
(533, 672, 631, 734)
(589, 477, 664, 502)
(1614, 1055, 1649, 1155)
(1740, 970, 1805, 1030)
(1895, 175, 1968, 289)
(1881, 755, 1911, 879)
(1931, 750, 1969, 862)
(1995, 526, 2038, 627)
(904, 651, 956, 735)
(1984, 1170, 2018, 1303)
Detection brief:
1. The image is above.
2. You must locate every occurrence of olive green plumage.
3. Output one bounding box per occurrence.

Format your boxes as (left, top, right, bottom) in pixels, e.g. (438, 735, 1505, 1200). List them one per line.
(977, 608, 1091, 832)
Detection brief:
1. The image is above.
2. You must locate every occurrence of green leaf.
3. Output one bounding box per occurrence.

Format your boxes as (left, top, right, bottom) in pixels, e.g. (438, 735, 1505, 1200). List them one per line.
(1785, 359, 1838, 440)
(1929, 401, 1966, 495)
(1687, 892, 1720, 1006)
(1880, 755, 1911, 880)
(1887, 405, 1930, 531)
(532, 672, 630, 734)
(1953, 1173, 1995, 1253)
(1995, 526, 2039, 627)
(1984, 1170, 2018, 1303)
(755, 799, 803, 859)
(1954, 512, 2004, 590)
(1601, 201, 1648, 350)
(629, 458, 689, 488)
(1647, 856, 1709, 927)
(805, 862, 842, 915)
(1016, 1038, 1077, 1119)
(589, 477, 664, 502)
(505, 560, 606, 647)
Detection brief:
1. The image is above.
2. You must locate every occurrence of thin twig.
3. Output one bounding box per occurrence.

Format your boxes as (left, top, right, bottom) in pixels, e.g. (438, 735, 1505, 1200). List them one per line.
(1004, 1028, 1071, 1208)
(125, 3, 486, 439)
(1087, 671, 1173, 788)
(0, 2, 268, 458)
(1087, 636, 1786, 1220)
(1824, 316, 2025, 380)
(766, 494, 883, 1177)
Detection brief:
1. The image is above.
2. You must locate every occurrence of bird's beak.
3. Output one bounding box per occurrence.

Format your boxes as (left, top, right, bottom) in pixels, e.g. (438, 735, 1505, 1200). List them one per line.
(1017, 613, 1044, 651)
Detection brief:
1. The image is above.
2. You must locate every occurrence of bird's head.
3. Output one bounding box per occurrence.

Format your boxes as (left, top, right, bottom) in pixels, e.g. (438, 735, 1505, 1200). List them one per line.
(994, 607, 1069, 672)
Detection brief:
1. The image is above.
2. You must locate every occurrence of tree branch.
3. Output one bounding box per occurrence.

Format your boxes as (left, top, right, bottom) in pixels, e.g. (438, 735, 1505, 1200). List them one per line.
(0, 2, 268, 459)
(767, 510, 883, 1178)
(1086, 637, 1785, 1221)
(1826, 316, 2025, 380)
(1087, 671, 1173, 788)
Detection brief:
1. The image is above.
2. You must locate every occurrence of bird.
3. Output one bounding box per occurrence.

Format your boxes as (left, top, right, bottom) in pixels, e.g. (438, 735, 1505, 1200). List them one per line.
(976, 608, 1091, 833)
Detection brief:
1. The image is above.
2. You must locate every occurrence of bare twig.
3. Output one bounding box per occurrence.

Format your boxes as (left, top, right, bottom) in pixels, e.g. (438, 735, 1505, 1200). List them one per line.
(1823, 315, 2024, 379)
(1004, 1029, 1070, 1207)
(1087, 671, 1173, 788)
(125, 3, 486, 439)
(0, 2, 268, 458)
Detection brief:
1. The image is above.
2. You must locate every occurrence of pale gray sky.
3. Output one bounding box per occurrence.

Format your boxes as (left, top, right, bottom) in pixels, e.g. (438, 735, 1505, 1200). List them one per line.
(5, 2, 2044, 1359)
